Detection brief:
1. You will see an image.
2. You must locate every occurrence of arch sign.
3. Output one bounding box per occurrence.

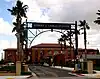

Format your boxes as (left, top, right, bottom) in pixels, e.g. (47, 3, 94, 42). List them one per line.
(24, 21, 78, 57)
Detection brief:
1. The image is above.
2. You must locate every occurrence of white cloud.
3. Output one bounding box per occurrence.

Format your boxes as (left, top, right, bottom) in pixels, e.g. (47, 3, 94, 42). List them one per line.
(0, 39, 16, 53)
(6, 0, 100, 51)
(0, 18, 15, 36)
(31, 31, 61, 45)
(0, 39, 16, 49)
(0, 40, 10, 49)
(0, 17, 16, 60)
(5, 0, 14, 2)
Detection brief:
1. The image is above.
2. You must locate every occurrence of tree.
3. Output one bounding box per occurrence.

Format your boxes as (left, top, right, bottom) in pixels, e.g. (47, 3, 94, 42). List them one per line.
(94, 10, 100, 24)
(8, 0, 28, 61)
(79, 20, 90, 61)
(58, 37, 64, 50)
(58, 31, 75, 58)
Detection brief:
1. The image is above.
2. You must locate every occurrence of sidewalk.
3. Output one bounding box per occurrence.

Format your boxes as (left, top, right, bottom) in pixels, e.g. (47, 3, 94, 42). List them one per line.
(0, 76, 30, 79)
(51, 66, 100, 78)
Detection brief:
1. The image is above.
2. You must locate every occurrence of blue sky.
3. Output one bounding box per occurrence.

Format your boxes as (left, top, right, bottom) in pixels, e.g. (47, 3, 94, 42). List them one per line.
(0, 0, 12, 23)
(1, 0, 100, 59)
(0, 0, 14, 41)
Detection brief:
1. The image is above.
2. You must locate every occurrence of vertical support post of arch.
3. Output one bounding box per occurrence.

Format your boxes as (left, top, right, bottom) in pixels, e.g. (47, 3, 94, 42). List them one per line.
(69, 25, 72, 59)
(24, 19, 28, 62)
(75, 21, 78, 59)
(25, 19, 28, 49)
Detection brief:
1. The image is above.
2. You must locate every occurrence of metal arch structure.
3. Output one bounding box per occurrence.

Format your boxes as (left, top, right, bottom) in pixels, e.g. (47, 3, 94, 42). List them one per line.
(29, 29, 67, 47)
(23, 21, 78, 56)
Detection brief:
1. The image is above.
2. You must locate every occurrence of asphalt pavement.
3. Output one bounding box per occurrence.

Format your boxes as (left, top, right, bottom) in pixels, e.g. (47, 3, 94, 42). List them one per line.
(28, 64, 76, 78)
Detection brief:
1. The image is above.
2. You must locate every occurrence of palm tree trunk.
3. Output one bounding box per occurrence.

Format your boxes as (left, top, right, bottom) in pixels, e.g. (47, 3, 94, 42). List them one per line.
(84, 25, 87, 61)
(16, 15, 22, 61)
(17, 33, 21, 61)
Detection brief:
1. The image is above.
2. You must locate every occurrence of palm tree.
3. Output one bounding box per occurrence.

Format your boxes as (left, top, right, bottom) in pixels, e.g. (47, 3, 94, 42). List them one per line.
(79, 20, 90, 61)
(94, 10, 100, 24)
(8, 0, 28, 61)
(58, 38, 64, 51)
(58, 31, 74, 56)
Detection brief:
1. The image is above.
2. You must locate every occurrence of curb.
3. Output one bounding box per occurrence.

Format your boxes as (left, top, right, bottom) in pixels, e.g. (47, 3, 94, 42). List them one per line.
(26, 68, 37, 78)
(68, 72, 85, 77)
(26, 73, 37, 78)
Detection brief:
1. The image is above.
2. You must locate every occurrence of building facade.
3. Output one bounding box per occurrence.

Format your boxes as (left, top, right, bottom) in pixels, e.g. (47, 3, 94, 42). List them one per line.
(3, 43, 99, 63)
(31, 43, 74, 63)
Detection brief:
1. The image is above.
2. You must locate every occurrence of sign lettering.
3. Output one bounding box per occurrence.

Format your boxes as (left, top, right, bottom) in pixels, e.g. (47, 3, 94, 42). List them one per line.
(32, 23, 72, 29)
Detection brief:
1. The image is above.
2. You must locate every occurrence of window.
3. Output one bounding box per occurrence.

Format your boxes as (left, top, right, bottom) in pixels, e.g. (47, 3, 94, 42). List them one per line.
(62, 51, 65, 54)
(48, 50, 52, 55)
(54, 51, 59, 55)
(68, 50, 71, 55)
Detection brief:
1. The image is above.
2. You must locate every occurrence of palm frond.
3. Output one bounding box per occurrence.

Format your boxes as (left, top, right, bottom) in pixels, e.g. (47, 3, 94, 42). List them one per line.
(12, 27, 16, 32)
(17, 0, 23, 8)
(86, 24, 90, 29)
(97, 17, 100, 19)
(7, 9, 12, 12)
(13, 22, 17, 26)
(96, 13, 100, 16)
(94, 19, 100, 24)
(23, 5, 28, 10)
(98, 10, 100, 12)
(79, 20, 84, 26)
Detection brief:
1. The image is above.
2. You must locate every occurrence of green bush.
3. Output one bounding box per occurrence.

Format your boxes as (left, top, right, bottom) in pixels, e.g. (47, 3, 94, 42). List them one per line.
(0, 59, 4, 64)
(73, 70, 88, 74)
(21, 72, 32, 75)
(94, 66, 100, 71)
(0, 65, 16, 72)
(74, 70, 96, 74)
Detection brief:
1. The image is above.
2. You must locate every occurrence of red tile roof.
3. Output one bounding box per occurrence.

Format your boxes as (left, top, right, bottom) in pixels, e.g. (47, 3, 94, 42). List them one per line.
(78, 48, 97, 51)
(3, 48, 17, 51)
(3, 48, 31, 51)
(31, 43, 71, 48)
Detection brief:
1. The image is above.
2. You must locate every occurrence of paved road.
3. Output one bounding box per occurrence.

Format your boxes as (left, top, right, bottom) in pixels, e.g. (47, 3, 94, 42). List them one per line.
(28, 64, 76, 78)
(26, 76, 85, 79)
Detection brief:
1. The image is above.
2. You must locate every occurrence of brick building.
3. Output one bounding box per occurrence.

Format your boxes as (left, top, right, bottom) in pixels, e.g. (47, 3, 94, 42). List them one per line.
(3, 48, 31, 63)
(31, 43, 74, 63)
(4, 48, 16, 62)
(3, 43, 99, 63)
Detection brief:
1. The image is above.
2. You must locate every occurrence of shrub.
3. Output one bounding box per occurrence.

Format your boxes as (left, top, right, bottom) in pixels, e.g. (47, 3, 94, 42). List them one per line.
(94, 66, 100, 71)
(0, 65, 16, 72)
(0, 59, 4, 65)
(21, 72, 32, 75)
